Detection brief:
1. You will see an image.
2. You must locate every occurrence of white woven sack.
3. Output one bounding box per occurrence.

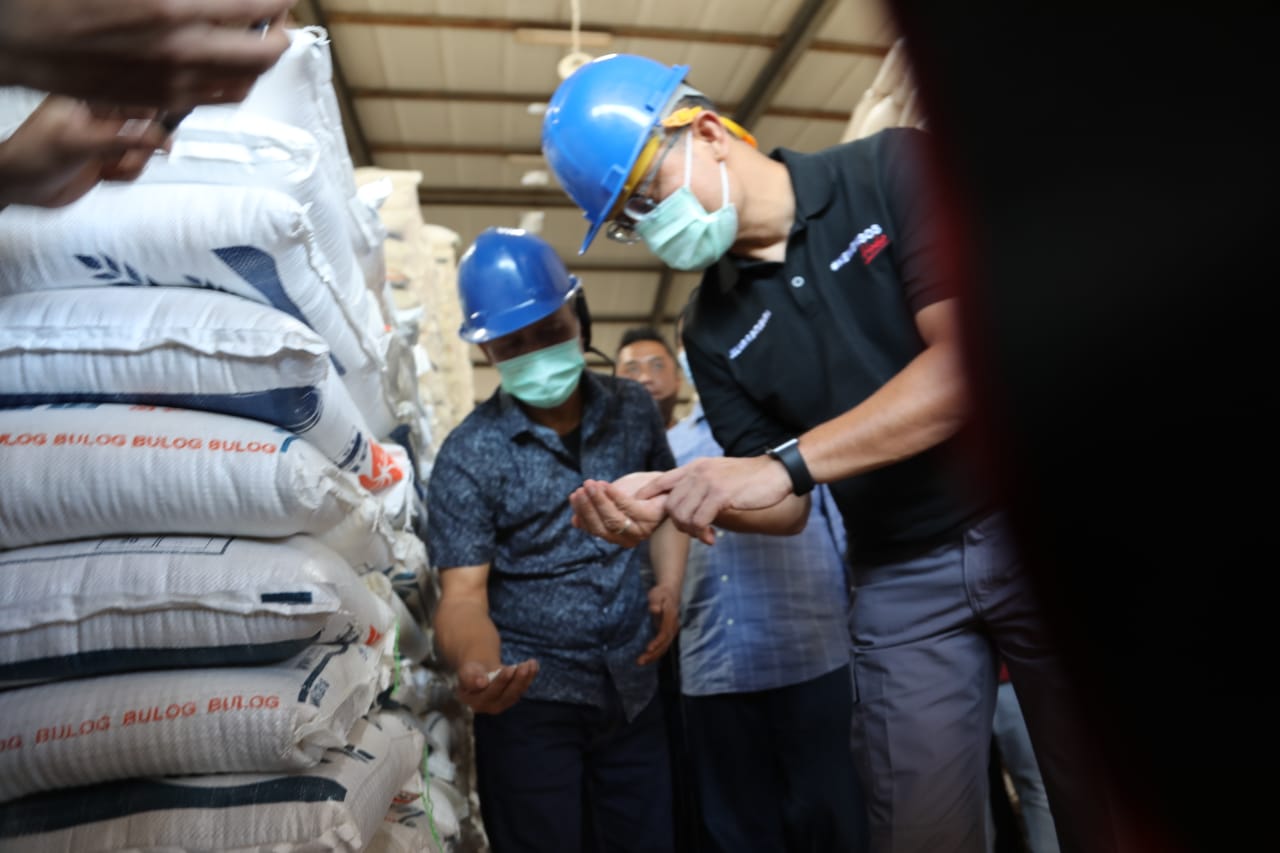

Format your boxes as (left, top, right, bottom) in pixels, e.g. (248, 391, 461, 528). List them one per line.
(0, 86, 47, 138)
(390, 661, 455, 718)
(0, 180, 398, 436)
(137, 105, 384, 327)
(0, 534, 397, 689)
(366, 771, 448, 853)
(238, 27, 389, 305)
(0, 712, 423, 852)
(0, 642, 387, 802)
(0, 287, 404, 488)
(0, 286, 384, 478)
(0, 404, 425, 574)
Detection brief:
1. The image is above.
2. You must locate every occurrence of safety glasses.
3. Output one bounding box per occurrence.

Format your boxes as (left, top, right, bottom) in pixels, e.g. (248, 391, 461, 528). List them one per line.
(605, 127, 686, 244)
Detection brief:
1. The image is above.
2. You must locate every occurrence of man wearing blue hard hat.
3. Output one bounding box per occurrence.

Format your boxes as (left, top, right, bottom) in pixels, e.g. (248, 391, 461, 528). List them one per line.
(425, 227, 687, 853)
(544, 54, 1121, 853)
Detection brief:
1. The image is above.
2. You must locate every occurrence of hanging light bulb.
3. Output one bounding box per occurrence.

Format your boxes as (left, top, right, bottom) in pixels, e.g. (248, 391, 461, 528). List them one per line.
(557, 0, 593, 80)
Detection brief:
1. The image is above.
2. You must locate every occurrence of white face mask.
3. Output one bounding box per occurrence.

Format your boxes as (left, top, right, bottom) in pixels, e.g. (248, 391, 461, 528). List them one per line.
(495, 339, 585, 409)
(634, 133, 739, 271)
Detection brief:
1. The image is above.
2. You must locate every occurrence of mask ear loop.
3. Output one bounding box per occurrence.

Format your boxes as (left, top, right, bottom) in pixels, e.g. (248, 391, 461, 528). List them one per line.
(683, 126, 731, 211)
(682, 128, 694, 188)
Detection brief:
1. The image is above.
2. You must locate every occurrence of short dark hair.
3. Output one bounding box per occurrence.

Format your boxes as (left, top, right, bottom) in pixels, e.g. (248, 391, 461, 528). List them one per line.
(617, 326, 674, 358)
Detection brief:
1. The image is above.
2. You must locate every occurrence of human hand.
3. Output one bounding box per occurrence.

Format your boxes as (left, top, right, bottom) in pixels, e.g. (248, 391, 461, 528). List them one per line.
(455, 659, 539, 715)
(636, 584, 679, 666)
(0, 95, 171, 208)
(0, 0, 295, 112)
(636, 455, 792, 540)
(569, 472, 667, 547)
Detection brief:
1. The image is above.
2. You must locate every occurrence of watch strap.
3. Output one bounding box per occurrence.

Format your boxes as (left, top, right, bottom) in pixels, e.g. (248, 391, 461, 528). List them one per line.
(765, 437, 815, 496)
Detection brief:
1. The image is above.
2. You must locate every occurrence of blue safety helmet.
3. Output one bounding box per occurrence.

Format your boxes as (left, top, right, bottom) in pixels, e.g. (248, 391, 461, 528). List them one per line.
(542, 53, 689, 254)
(456, 227, 581, 343)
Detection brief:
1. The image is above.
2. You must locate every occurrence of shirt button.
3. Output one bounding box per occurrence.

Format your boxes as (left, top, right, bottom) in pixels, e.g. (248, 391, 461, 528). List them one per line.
(721, 574, 729, 582)
(790, 275, 805, 288)
(726, 618, 735, 626)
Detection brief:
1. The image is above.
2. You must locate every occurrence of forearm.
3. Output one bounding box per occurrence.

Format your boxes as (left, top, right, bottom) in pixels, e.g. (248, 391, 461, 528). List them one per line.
(801, 339, 968, 485)
(434, 598, 502, 672)
(715, 493, 810, 535)
(648, 518, 689, 593)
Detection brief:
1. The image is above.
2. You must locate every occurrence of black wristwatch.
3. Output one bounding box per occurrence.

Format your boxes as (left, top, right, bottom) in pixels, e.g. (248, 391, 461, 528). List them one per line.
(765, 437, 815, 496)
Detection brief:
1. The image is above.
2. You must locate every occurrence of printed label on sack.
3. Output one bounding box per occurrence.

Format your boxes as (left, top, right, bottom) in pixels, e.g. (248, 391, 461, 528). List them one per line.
(0, 429, 279, 455)
(0, 695, 284, 752)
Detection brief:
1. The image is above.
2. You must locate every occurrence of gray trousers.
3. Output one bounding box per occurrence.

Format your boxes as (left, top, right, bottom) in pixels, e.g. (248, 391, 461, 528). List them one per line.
(848, 513, 1120, 853)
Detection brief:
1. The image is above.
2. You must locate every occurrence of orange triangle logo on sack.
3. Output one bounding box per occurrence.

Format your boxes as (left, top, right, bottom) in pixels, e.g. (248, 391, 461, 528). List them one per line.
(359, 441, 406, 492)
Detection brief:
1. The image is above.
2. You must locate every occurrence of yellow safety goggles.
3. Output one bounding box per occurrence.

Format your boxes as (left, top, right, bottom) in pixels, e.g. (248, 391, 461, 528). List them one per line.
(604, 107, 758, 241)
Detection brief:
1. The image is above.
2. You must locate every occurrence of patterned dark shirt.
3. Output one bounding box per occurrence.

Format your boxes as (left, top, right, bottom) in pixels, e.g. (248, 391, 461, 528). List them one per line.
(426, 371, 675, 720)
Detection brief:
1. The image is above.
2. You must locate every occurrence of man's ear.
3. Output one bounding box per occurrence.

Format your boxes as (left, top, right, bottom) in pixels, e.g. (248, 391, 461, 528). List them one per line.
(693, 110, 731, 159)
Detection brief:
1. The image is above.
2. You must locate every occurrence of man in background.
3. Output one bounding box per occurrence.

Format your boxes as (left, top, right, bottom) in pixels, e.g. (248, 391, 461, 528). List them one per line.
(617, 323, 867, 853)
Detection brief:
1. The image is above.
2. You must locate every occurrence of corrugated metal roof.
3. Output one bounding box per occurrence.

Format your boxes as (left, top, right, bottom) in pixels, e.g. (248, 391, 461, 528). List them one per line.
(293, 0, 899, 403)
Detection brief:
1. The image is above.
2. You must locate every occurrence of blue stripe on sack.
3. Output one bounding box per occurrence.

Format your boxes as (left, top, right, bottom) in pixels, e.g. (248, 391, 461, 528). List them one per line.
(0, 634, 319, 687)
(0, 388, 323, 435)
(335, 429, 363, 470)
(296, 642, 350, 705)
(212, 245, 348, 376)
(260, 592, 314, 604)
(0, 776, 350, 838)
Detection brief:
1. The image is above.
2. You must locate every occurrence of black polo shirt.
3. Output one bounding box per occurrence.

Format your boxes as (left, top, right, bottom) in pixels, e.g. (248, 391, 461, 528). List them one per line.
(682, 128, 989, 563)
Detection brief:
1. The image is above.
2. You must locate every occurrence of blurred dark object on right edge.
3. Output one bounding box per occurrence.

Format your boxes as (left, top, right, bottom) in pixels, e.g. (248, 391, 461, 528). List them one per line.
(888, 3, 1274, 851)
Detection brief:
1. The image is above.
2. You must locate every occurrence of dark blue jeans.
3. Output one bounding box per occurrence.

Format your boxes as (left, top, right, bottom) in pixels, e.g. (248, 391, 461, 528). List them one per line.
(473, 691, 673, 853)
(682, 665, 869, 853)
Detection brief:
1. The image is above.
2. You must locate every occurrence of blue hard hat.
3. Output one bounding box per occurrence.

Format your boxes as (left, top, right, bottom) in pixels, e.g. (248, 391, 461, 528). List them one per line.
(542, 53, 689, 254)
(456, 227, 581, 343)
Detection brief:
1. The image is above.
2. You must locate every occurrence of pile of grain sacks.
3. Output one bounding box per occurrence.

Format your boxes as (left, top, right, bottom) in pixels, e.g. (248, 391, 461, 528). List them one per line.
(841, 38, 927, 142)
(352, 166, 488, 850)
(0, 27, 471, 853)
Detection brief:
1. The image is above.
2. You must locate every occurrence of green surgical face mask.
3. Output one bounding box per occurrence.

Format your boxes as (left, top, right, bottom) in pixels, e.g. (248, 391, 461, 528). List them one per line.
(496, 338, 585, 409)
(635, 133, 739, 271)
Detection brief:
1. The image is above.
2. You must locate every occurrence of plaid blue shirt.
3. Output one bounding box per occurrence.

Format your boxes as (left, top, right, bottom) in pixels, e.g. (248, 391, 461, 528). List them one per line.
(426, 372, 675, 721)
(668, 401, 851, 696)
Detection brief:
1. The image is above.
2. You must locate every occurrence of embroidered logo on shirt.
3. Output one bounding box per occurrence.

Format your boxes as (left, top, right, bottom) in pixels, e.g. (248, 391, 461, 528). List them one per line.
(829, 224, 890, 271)
(728, 309, 772, 360)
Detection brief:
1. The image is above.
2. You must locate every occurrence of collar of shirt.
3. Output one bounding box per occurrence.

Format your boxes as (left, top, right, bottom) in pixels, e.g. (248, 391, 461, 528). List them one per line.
(713, 147, 839, 294)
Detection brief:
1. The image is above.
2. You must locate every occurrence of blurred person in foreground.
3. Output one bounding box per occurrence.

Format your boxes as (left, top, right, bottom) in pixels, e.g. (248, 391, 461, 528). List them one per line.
(0, 0, 295, 209)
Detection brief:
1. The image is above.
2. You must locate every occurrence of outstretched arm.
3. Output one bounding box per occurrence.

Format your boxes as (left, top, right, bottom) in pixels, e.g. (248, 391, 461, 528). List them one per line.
(434, 563, 538, 715)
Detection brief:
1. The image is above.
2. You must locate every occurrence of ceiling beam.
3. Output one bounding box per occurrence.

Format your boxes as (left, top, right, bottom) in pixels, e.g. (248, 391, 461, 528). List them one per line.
(353, 87, 849, 123)
(732, 0, 842, 129)
(569, 264, 666, 274)
(293, 0, 372, 167)
(323, 12, 889, 56)
(417, 187, 578, 207)
(649, 268, 675, 328)
(372, 143, 542, 157)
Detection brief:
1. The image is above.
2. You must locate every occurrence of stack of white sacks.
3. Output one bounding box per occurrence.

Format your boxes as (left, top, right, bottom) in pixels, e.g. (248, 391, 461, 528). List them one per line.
(353, 167, 484, 848)
(352, 168, 475, 473)
(840, 37, 928, 143)
(0, 28, 465, 853)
